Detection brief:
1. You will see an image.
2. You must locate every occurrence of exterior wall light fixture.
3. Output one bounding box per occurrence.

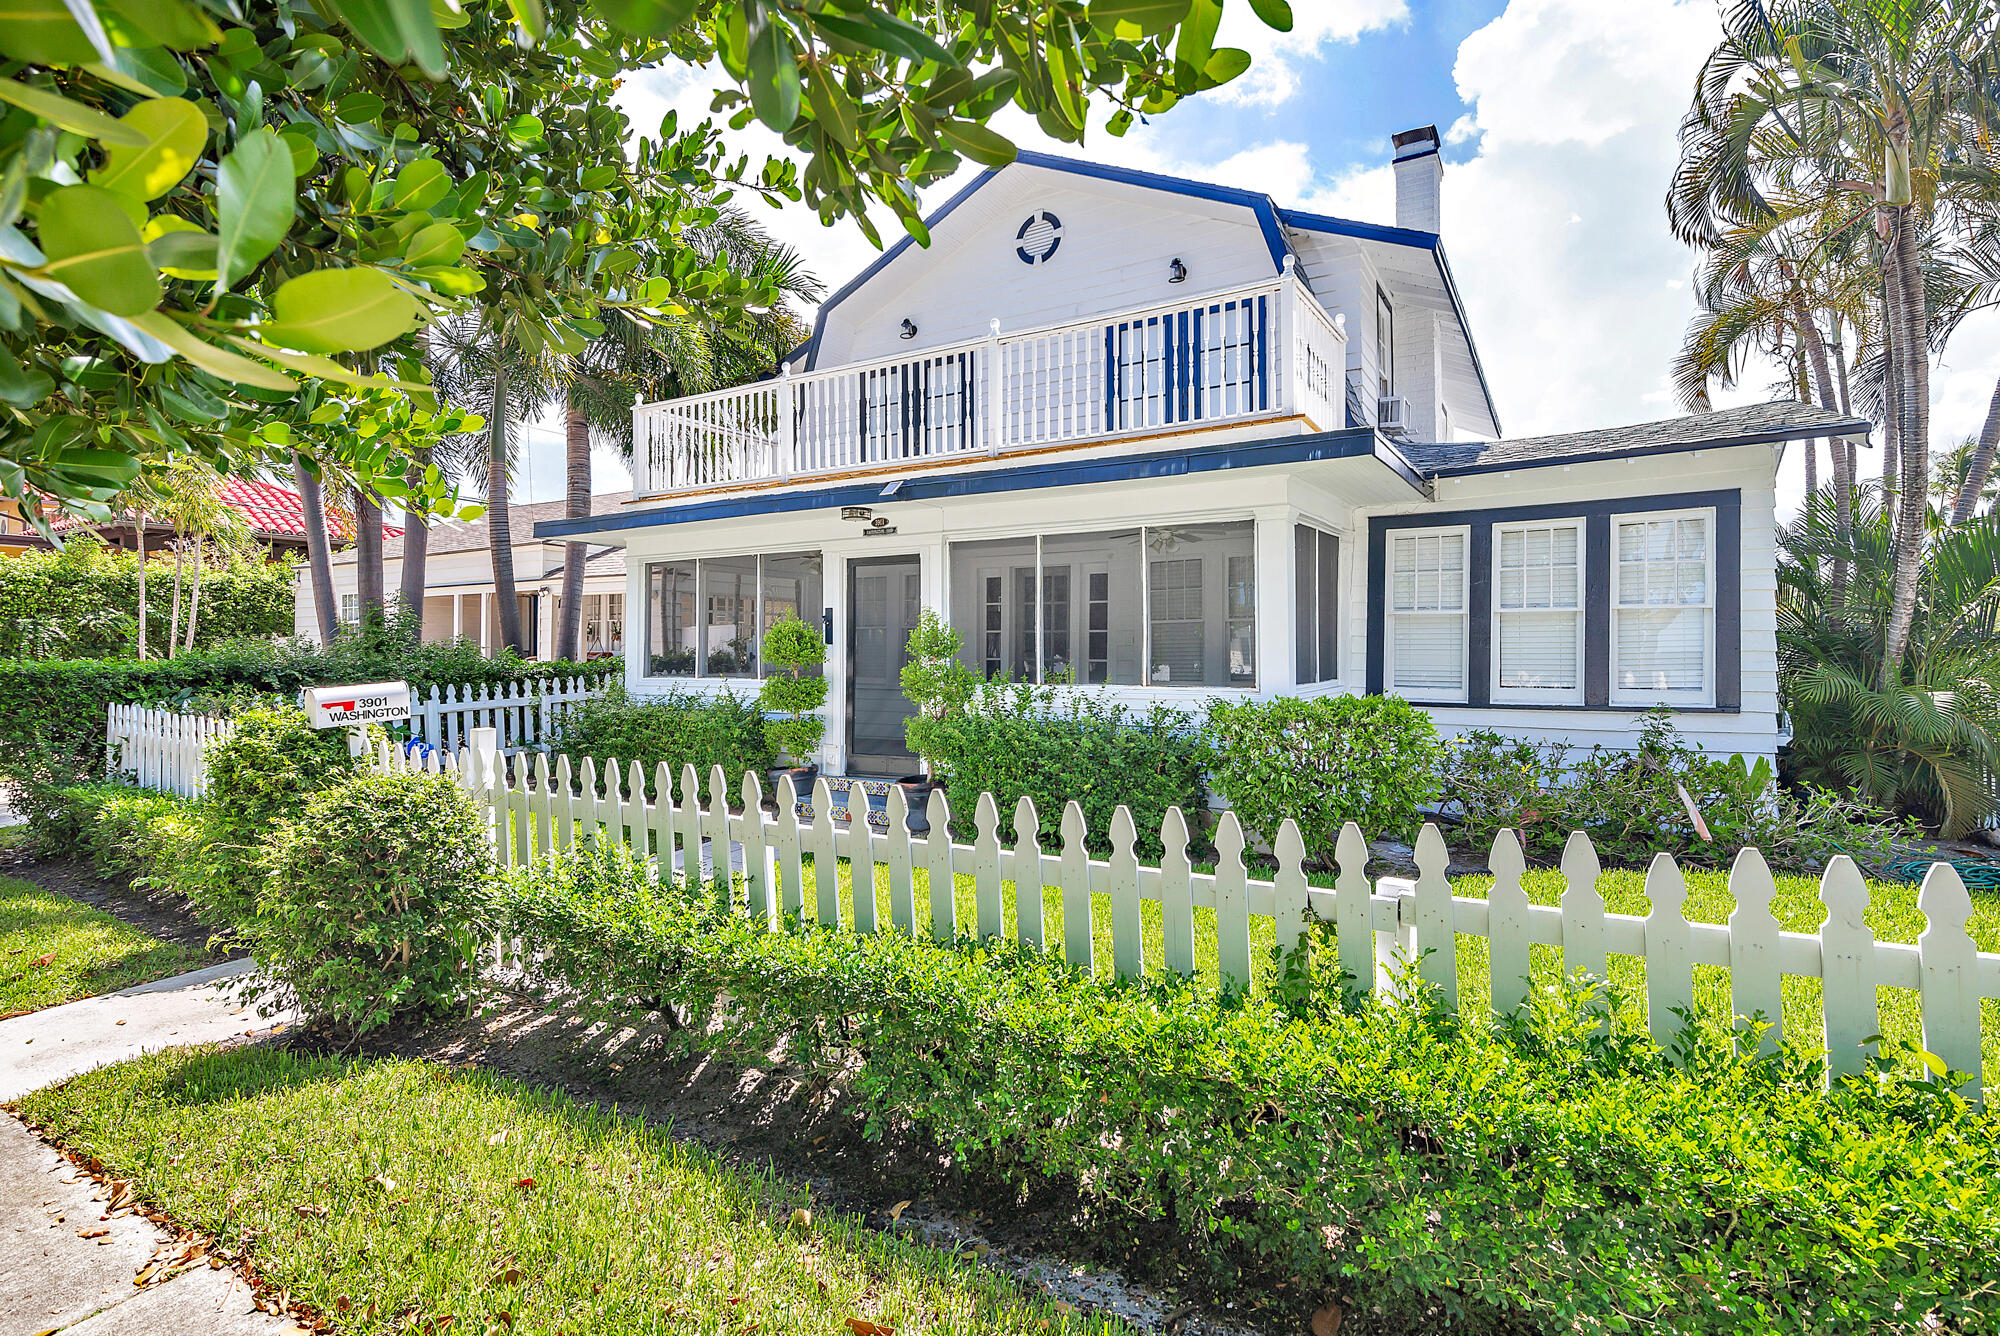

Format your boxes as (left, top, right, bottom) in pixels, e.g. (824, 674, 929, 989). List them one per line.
(899, 319, 918, 339)
(1168, 258, 1188, 284)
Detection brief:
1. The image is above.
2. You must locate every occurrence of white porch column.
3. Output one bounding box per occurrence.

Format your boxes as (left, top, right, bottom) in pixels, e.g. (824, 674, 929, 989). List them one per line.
(1253, 506, 1295, 697)
(452, 592, 462, 641)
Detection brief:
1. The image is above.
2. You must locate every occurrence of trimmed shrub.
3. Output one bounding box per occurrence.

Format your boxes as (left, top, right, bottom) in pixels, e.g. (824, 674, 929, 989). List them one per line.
(1442, 712, 1919, 872)
(1204, 694, 1446, 857)
(254, 771, 499, 1036)
(506, 846, 2000, 1336)
(549, 684, 774, 803)
(921, 680, 1206, 856)
(24, 781, 194, 881)
(757, 615, 827, 765)
(175, 707, 362, 925)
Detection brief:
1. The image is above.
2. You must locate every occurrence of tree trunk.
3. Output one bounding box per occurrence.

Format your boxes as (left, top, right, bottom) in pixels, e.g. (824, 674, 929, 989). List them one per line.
(294, 452, 339, 644)
(1793, 297, 1847, 595)
(399, 449, 431, 625)
(488, 360, 525, 654)
(133, 510, 147, 659)
(1882, 205, 1931, 685)
(167, 532, 184, 660)
(181, 538, 203, 652)
(1831, 326, 1857, 492)
(355, 488, 385, 629)
(556, 395, 591, 662)
(1949, 376, 2000, 524)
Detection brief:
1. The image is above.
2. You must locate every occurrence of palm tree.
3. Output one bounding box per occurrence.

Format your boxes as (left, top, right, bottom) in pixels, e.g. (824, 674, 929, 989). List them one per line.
(1671, 0, 2000, 684)
(426, 313, 564, 654)
(1780, 490, 2000, 835)
(552, 207, 822, 661)
(1933, 436, 2000, 518)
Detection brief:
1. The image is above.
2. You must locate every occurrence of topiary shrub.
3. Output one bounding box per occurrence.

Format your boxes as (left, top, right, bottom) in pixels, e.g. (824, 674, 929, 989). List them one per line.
(921, 678, 1206, 857)
(1204, 694, 1446, 858)
(549, 684, 774, 804)
(253, 771, 499, 1037)
(757, 615, 827, 767)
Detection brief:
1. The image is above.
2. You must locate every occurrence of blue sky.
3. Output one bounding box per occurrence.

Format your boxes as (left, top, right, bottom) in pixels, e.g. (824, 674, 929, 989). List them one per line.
(517, 0, 2000, 520)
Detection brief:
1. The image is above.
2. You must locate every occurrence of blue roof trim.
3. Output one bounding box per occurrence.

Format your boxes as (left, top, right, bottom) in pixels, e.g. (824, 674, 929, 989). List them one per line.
(801, 150, 1298, 371)
(535, 428, 1412, 541)
(1279, 208, 1502, 437)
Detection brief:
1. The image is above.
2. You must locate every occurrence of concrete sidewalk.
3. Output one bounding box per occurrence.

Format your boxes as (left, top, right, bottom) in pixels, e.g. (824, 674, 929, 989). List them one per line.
(0, 960, 303, 1333)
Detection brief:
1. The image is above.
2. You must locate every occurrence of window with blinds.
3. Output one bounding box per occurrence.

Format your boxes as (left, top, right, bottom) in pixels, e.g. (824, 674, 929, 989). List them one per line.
(1493, 521, 1583, 702)
(1612, 511, 1712, 705)
(1388, 528, 1467, 700)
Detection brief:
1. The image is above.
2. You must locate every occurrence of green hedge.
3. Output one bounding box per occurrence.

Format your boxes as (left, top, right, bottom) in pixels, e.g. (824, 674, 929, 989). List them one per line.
(509, 843, 2000, 1335)
(24, 780, 197, 881)
(0, 534, 293, 660)
(0, 623, 617, 788)
(923, 681, 1207, 856)
(547, 684, 775, 803)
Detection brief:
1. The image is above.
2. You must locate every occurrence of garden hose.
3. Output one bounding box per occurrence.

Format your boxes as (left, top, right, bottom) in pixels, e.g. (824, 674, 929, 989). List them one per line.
(1883, 858, 2000, 889)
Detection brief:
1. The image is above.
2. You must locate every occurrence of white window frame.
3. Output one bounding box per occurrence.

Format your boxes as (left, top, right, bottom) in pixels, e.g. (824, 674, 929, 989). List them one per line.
(640, 551, 823, 685)
(1385, 523, 1470, 704)
(1489, 518, 1586, 706)
(1609, 506, 1717, 709)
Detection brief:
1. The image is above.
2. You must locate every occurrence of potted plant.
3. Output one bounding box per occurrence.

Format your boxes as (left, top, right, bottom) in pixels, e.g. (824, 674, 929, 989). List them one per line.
(897, 609, 975, 833)
(758, 614, 826, 798)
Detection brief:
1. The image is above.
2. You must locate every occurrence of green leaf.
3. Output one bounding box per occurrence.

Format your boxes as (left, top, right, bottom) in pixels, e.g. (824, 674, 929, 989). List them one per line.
(0, 0, 101, 64)
(0, 80, 150, 146)
(214, 127, 295, 292)
(1200, 46, 1251, 88)
(386, 0, 444, 78)
(506, 0, 546, 41)
(319, 0, 408, 64)
(59, 0, 116, 64)
(1086, 0, 1192, 39)
(126, 311, 296, 389)
(143, 221, 217, 280)
(335, 91, 387, 124)
(1174, 0, 1220, 82)
(1247, 0, 1292, 32)
(937, 120, 1016, 169)
(506, 114, 545, 144)
(407, 263, 481, 295)
(226, 334, 429, 390)
(0, 343, 53, 407)
(83, 48, 189, 98)
(99, 0, 220, 48)
(802, 61, 859, 151)
(746, 16, 800, 132)
(35, 184, 160, 316)
(390, 158, 450, 211)
(92, 97, 208, 202)
(402, 220, 465, 267)
(261, 267, 419, 353)
(587, 0, 697, 36)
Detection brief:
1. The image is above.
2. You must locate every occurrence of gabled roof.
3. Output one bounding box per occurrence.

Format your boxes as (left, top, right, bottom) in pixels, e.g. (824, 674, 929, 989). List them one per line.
(48, 477, 398, 544)
(1398, 400, 1869, 477)
(794, 152, 1499, 433)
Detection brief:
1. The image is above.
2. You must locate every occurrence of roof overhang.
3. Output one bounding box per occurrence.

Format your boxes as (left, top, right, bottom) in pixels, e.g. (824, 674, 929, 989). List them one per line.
(537, 428, 1428, 545)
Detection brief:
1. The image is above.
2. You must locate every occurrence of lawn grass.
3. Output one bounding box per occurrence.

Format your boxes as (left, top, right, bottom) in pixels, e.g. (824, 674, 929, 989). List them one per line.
(788, 853, 2000, 1087)
(17, 1047, 1139, 1336)
(0, 874, 210, 1017)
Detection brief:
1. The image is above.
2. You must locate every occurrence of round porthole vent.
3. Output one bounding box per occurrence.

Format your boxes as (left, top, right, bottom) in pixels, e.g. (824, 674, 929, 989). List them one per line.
(1015, 211, 1063, 265)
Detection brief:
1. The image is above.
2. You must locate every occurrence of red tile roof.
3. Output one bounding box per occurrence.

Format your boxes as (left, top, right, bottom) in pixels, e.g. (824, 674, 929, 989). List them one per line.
(48, 477, 401, 543)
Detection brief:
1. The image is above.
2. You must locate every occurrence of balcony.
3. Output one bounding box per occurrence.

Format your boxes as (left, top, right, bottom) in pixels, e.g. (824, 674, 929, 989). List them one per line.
(632, 268, 1346, 499)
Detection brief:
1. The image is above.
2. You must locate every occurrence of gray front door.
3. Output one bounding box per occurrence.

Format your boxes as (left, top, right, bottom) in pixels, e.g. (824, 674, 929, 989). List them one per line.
(847, 555, 921, 774)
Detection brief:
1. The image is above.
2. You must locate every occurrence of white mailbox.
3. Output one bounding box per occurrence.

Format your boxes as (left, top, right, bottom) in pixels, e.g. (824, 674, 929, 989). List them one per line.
(307, 681, 412, 729)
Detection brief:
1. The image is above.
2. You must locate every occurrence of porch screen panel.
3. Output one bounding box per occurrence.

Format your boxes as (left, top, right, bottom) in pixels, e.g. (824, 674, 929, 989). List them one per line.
(1294, 524, 1340, 684)
(949, 536, 1039, 680)
(1146, 521, 1255, 688)
(646, 561, 698, 676)
(1388, 531, 1467, 697)
(700, 554, 759, 677)
(1041, 530, 1142, 684)
(760, 552, 824, 678)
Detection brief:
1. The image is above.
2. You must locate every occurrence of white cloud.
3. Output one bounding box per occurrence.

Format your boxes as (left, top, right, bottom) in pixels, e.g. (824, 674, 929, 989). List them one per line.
(1213, 0, 1410, 106)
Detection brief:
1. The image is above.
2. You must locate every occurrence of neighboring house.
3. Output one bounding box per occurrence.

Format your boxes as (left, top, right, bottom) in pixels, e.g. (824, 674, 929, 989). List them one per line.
(0, 498, 40, 555)
(296, 495, 630, 660)
(535, 126, 1867, 776)
(44, 477, 378, 556)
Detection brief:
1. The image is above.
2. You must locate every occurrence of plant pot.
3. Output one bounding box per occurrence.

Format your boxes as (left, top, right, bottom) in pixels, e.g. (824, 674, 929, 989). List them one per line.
(894, 775, 935, 833)
(768, 763, 819, 799)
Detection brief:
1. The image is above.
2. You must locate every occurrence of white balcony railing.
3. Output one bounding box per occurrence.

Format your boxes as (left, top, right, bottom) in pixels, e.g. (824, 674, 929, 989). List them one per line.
(634, 261, 1346, 498)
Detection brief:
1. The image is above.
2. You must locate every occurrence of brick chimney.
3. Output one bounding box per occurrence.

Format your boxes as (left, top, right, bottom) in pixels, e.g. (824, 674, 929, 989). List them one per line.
(1392, 125, 1443, 235)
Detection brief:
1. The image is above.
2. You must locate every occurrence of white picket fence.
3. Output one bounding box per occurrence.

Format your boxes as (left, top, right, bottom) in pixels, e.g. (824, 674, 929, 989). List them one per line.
(106, 703, 236, 798)
(404, 676, 606, 755)
(399, 734, 2000, 1103)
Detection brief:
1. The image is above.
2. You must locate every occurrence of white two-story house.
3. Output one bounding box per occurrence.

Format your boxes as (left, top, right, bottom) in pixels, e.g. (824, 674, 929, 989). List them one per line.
(537, 126, 1866, 778)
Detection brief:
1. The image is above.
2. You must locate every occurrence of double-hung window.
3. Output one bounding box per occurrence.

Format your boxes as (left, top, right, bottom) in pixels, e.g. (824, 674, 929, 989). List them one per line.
(1612, 510, 1713, 706)
(1492, 521, 1584, 703)
(1387, 527, 1468, 701)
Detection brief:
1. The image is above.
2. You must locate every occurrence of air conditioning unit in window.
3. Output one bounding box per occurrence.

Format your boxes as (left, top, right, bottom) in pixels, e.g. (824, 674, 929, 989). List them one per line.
(1376, 395, 1411, 436)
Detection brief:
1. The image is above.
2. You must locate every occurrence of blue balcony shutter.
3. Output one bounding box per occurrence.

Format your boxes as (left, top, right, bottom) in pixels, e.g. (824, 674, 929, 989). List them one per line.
(1104, 324, 1117, 430)
(1191, 306, 1205, 421)
(1256, 294, 1269, 413)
